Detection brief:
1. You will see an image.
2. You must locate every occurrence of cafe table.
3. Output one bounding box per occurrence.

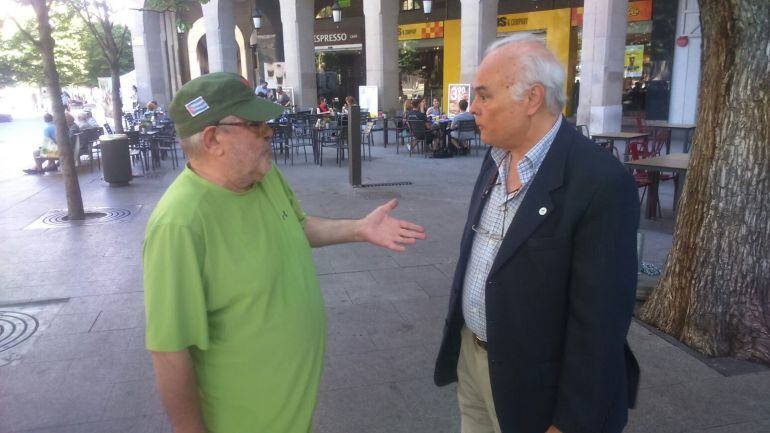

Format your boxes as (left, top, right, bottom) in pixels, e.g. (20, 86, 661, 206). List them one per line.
(590, 131, 649, 160)
(624, 153, 690, 221)
(643, 121, 697, 153)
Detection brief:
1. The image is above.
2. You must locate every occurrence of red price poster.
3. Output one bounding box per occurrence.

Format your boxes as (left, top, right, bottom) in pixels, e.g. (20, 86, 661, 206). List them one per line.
(447, 83, 471, 118)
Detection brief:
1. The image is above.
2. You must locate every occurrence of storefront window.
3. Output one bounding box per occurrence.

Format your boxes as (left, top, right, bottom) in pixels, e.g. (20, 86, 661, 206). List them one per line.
(401, 0, 422, 11)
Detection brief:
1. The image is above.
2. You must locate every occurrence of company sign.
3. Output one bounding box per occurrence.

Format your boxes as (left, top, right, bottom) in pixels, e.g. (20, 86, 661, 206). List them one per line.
(314, 28, 363, 46)
(398, 21, 444, 40)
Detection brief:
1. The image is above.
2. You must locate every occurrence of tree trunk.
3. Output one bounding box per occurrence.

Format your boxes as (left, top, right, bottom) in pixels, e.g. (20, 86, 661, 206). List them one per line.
(639, 0, 770, 364)
(31, 0, 85, 220)
(111, 63, 123, 133)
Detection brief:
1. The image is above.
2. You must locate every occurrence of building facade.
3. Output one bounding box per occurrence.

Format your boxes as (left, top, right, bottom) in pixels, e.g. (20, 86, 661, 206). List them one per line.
(129, 0, 701, 131)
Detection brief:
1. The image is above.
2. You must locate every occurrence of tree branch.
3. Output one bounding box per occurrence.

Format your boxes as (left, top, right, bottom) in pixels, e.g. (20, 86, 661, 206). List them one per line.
(9, 17, 40, 48)
(116, 25, 129, 61)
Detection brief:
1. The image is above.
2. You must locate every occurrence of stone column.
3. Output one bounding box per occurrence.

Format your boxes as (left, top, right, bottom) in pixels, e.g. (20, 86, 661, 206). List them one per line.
(459, 0, 499, 84)
(201, 0, 238, 73)
(669, 0, 701, 124)
(128, 9, 171, 106)
(576, 0, 628, 134)
(363, 0, 399, 113)
(278, 0, 317, 109)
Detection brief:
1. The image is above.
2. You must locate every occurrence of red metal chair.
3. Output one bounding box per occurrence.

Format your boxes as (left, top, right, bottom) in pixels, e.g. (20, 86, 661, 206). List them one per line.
(628, 140, 653, 205)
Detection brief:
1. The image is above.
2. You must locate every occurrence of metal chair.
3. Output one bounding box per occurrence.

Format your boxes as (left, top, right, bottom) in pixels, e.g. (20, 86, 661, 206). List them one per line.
(406, 119, 429, 157)
(454, 119, 479, 155)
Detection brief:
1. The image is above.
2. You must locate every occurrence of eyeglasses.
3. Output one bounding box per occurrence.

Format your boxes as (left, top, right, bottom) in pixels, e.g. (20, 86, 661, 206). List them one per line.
(211, 121, 271, 139)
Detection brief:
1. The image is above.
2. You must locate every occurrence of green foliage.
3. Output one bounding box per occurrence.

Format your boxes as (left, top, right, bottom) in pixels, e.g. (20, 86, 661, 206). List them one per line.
(144, 0, 210, 13)
(82, 22, 134, 83)
(399, 45, 421, 75)
(0, 6, 90, 87)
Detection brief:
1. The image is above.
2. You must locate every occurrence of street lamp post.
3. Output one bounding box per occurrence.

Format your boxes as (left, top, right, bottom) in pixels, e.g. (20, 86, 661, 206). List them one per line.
(252, 7, 262, 86)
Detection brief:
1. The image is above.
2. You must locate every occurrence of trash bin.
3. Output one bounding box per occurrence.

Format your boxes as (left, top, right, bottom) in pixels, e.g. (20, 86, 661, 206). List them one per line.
(100, 133, 132, 186)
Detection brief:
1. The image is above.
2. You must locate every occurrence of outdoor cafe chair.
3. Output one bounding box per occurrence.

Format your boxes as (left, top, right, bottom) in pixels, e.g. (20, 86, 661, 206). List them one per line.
(318, 125, 346, 167)
(455, 119, 479, 156)
(288, 116, 313, 165)
(270, 123, 290, 164)
(406, 119, 429, 157)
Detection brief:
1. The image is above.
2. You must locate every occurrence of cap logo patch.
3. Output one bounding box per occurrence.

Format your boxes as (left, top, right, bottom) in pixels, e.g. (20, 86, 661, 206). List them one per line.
(185, 96, 210, 117)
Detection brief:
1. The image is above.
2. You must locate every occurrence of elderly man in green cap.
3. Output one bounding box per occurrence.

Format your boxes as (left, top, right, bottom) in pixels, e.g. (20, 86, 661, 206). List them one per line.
(143, 72, 426, 433)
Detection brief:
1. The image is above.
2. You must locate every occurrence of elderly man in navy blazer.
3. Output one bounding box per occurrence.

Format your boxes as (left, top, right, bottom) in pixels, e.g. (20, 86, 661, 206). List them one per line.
(434, 34, 640, 433)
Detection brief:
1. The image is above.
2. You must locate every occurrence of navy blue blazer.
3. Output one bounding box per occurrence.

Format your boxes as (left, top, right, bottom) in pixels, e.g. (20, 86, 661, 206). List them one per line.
(434, 121, 640, 433)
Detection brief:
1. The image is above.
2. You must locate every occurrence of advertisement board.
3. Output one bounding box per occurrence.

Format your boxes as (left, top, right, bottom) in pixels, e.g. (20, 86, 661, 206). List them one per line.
(447, 83, 471, 118)
(264, 62, 286, 88)
(358, 86, 379, 118)
(624, 45, 644, 78)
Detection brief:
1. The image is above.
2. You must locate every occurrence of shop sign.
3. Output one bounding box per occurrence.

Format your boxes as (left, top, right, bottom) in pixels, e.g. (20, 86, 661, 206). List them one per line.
(571, 0, 653, 27)
(398, 21, 444, 40)
(447, 83, 471, 118)
(497, 15, 529, 32)
(314, 28, 363, 46)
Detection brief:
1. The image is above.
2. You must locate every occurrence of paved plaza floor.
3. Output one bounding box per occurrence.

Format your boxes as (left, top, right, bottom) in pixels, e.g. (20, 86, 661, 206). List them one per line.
(0, 130, 768, 433)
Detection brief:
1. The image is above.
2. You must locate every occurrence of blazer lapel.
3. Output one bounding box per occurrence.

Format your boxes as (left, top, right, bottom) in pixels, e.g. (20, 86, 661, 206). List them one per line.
(489, 121, 572, 276)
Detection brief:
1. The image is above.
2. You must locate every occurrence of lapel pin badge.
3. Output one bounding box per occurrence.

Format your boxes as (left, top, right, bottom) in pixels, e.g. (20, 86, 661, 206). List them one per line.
(538, 207, 547, 216)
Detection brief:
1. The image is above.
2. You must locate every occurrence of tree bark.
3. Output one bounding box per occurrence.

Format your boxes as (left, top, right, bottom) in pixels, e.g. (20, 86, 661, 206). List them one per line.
(111, 63, 124, 133)
(31, 0, 85, 220)
(639, 0, 770, 364)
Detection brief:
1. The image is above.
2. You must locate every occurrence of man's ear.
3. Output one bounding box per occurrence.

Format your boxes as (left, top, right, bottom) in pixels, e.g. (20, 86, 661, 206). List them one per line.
(527, 84, 546, 115)
(201, 126, 225, 157)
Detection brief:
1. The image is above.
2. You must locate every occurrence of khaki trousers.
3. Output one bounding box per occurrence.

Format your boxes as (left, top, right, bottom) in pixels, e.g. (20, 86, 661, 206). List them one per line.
(457, 327, 502, 433)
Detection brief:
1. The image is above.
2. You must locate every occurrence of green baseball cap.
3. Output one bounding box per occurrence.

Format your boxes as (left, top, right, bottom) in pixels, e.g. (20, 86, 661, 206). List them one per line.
(169, 72, 284, 139)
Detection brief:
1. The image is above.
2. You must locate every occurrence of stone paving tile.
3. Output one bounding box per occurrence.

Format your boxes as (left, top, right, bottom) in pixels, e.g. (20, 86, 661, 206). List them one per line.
(698, 418, 770, 433)
(0, 360, 71, 398)
(41, 312, 99, 335)
(345, 281, 429, 304)
(314, 382, 413, 433)
(90, 309, 145, 332)
(12, 414, 166, 433)
(324, 328, 376, 357)
(320, 346, 434, 392)
(22, 329, 132, 363)
(369, 264, 448, 285)
(0, 381, 112, 433)
(392, 295, 450, 324)
(102, 379, 164, 420)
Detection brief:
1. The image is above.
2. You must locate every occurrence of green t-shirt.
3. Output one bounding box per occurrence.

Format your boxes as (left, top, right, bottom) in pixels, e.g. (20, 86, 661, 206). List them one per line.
(143, 165, 326, 433)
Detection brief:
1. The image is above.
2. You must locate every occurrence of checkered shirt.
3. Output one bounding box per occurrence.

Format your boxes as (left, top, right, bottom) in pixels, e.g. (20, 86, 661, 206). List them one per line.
(462, 117, 562, 342)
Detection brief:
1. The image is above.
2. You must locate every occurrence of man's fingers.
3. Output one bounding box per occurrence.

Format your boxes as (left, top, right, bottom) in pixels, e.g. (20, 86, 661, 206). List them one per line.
(399, 220, 425, 233)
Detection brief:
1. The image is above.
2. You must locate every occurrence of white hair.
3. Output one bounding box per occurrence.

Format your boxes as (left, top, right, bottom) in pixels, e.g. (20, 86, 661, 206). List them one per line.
(180, 131, 204, 159)
(485, 34, 567, 115)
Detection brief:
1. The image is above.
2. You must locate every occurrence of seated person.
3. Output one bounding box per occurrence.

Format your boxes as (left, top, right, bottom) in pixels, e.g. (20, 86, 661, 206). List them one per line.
(82, 108, 100, 129)
(342, 95, 355, 114)
(449, 99, 475, 154)
(276, 87, 291, 107)
(318, 97, 331, 114)
(25, 113, 68, 174)
(405, 99, 438, 152)
(425, 98, 442, 119)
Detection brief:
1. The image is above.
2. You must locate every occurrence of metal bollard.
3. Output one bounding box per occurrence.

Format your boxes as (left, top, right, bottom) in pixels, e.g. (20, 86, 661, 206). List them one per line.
(348, 105, 362, 187)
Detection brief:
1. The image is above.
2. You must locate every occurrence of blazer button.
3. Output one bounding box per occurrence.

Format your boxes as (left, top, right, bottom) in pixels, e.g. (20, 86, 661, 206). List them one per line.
(487, 280, 495, 287)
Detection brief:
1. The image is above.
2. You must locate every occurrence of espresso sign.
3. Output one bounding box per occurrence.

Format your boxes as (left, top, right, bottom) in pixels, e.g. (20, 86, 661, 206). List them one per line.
(314, 29, 363, 46)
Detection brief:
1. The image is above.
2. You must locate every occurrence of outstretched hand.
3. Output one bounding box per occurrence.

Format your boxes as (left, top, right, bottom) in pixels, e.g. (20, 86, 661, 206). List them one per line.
(357, 199, 426, 252)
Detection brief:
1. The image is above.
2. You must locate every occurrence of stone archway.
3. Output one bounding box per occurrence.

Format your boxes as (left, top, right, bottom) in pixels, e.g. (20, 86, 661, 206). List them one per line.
(186, 17, 249, 79)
